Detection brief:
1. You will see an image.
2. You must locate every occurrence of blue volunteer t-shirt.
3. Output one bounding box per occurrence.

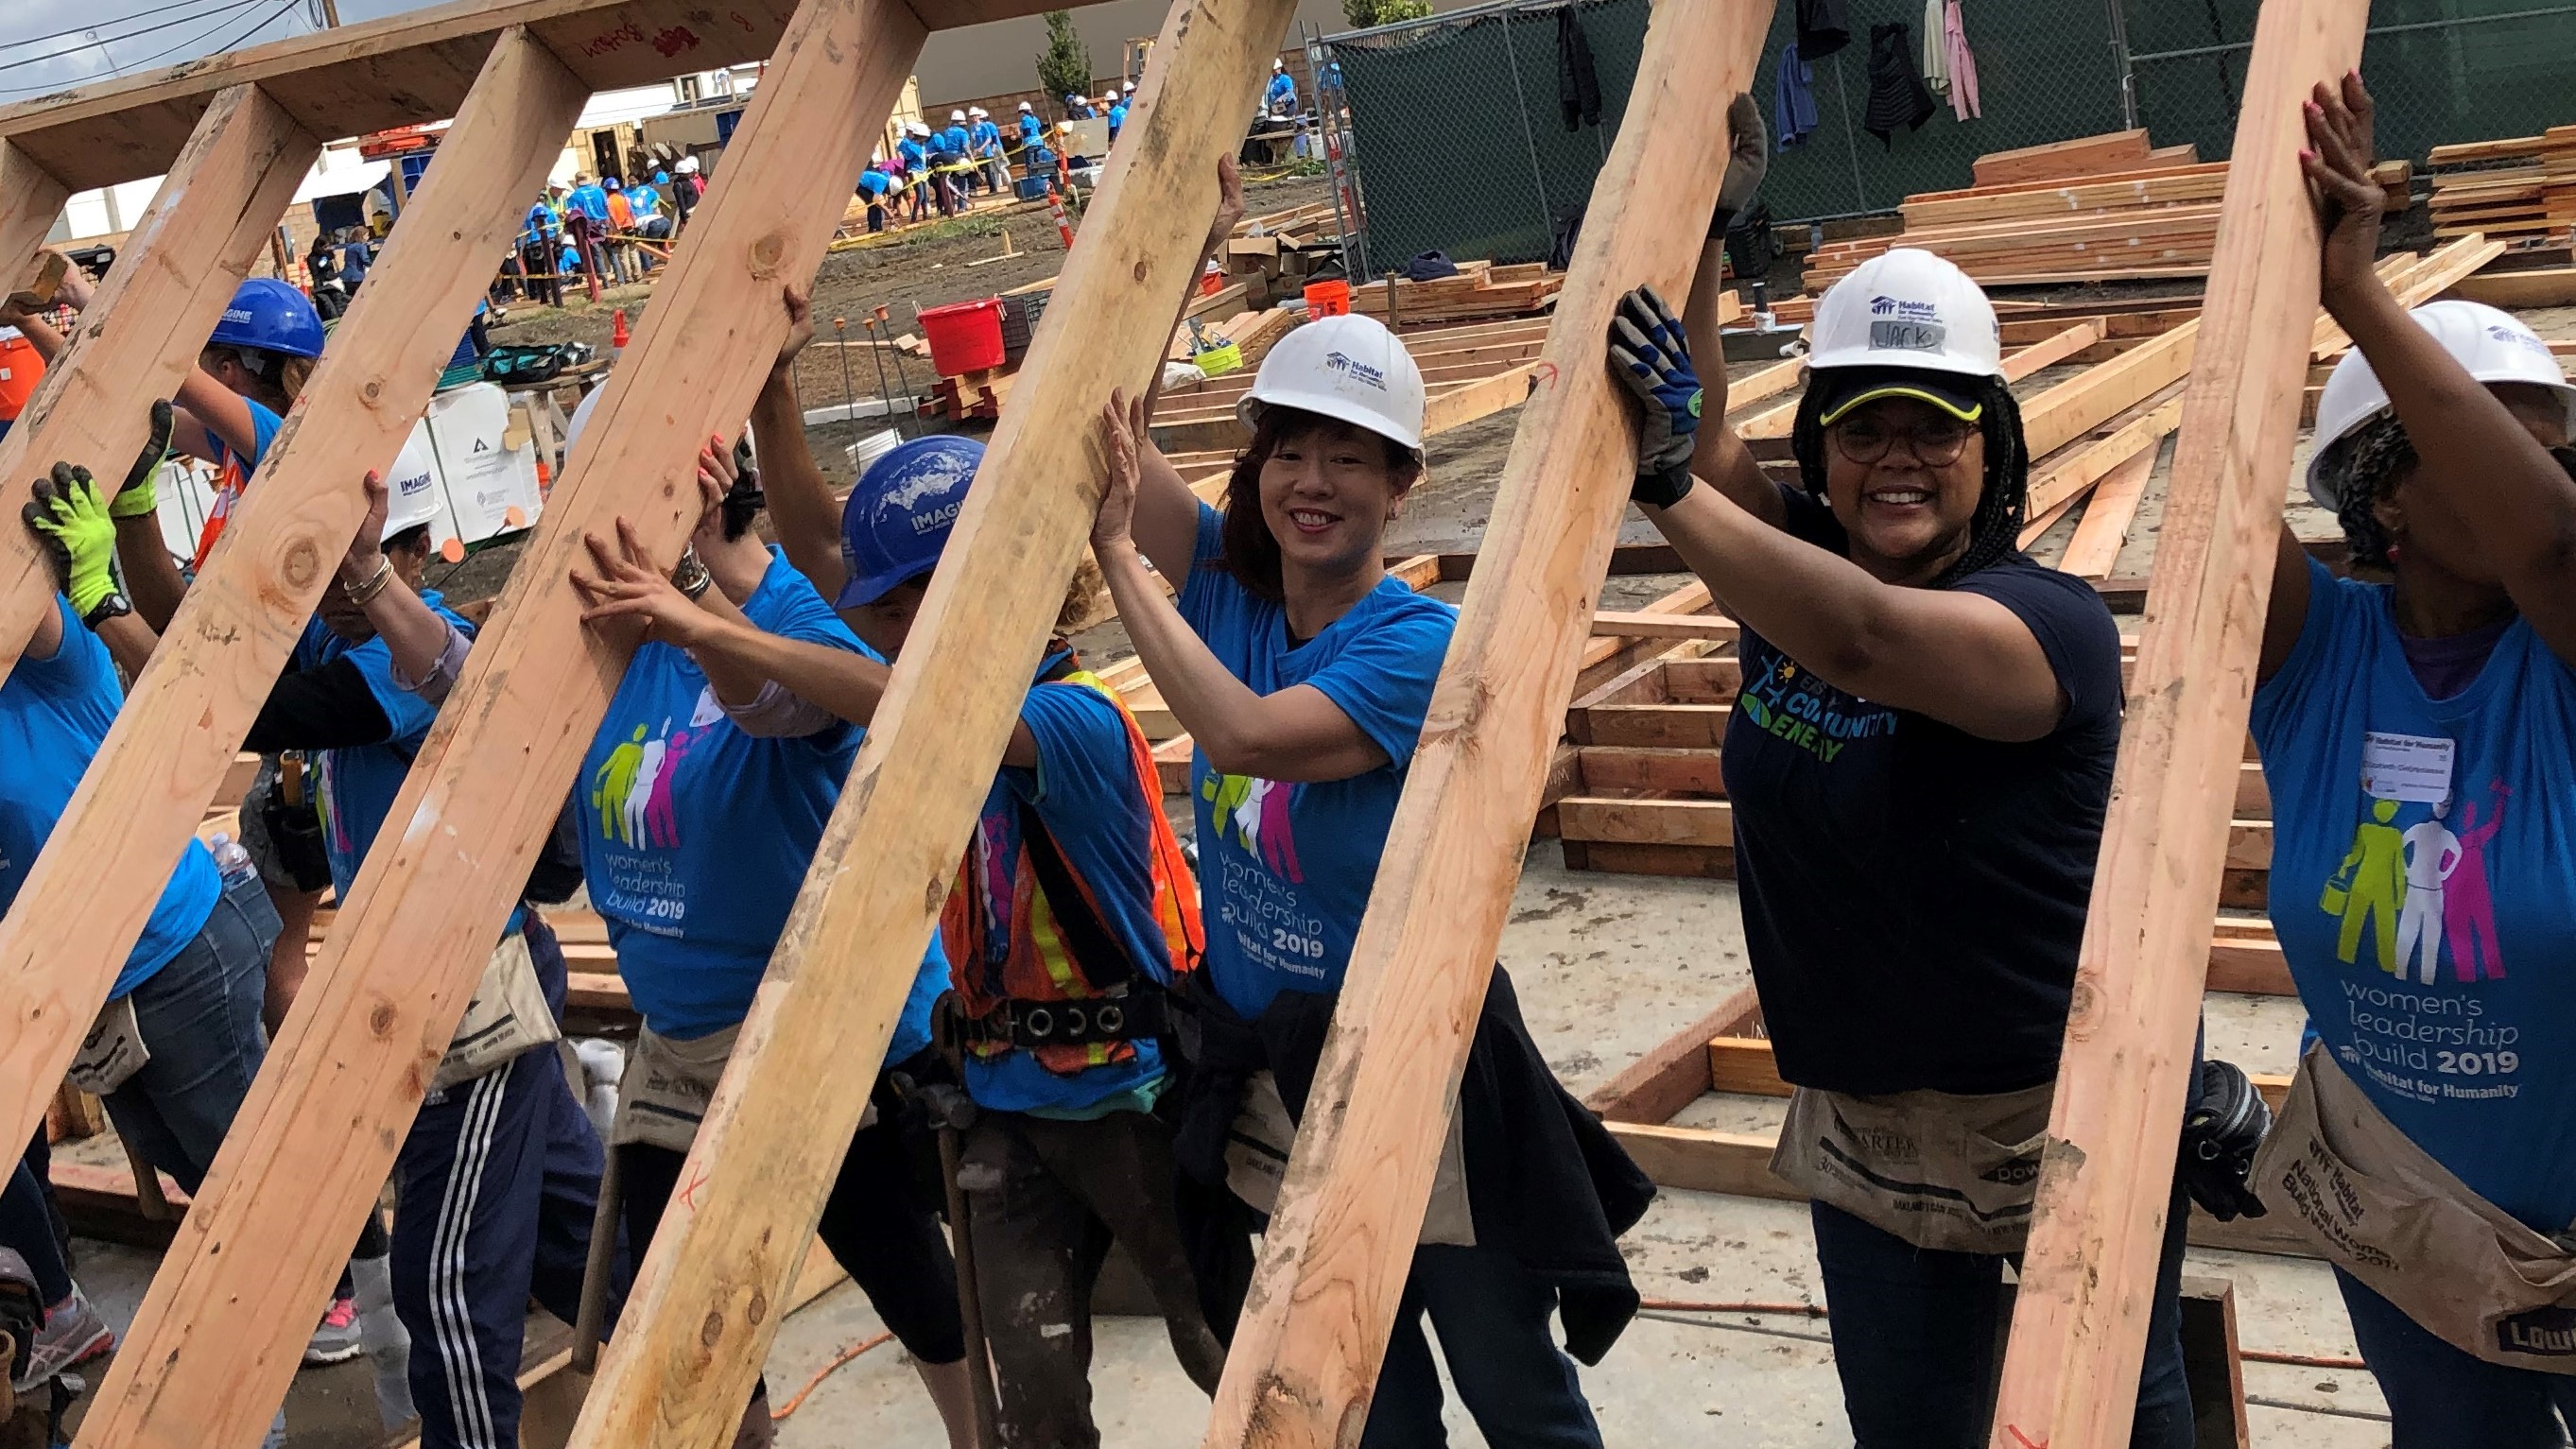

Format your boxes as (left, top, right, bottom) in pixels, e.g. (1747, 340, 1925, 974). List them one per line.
(856, 170, 894, 199)
(939, 126, 970, 155)
(2251, 555, 2576, 1232)
(957, 666, 1177, 1113)
(299, 593, 531, 938)
(1176, 504, 1454, 1017)
(0, 597, 221, 1000)
(1018, 115, 1044, 147)
(971, 120, 1002, 153)
(578, 550, 946, 1056)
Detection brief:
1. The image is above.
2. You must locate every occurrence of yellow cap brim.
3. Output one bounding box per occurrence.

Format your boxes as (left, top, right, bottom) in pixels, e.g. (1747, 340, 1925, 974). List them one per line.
(1818, 384, 1983, 427)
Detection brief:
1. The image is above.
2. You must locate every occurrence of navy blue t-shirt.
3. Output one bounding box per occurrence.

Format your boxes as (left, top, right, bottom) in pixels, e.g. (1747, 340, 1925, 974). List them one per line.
(1720, 487, 2125, 1095)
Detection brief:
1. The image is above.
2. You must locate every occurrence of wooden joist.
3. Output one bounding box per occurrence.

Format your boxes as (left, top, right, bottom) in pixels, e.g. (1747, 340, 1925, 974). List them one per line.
(1990, 5, 2367, 1443)
(1971, 129, 2152, 188)
(1201, 6, 1768, 1440)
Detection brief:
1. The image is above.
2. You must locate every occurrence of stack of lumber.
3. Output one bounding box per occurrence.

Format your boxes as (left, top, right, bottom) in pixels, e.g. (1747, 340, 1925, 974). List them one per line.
(1350, 260, 1565, 325)
(1149, 313, 1551, 454)
(1221, 199, 1344, 309)
(1803, 130, 2408, 288)
(2426, 128, 2576, 241)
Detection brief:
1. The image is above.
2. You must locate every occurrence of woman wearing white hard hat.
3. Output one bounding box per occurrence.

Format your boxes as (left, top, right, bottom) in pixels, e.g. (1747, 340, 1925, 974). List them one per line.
(2238, 78, 2576, 1447)
(1085, 159, 1648, 1449)
(1613, 235, 2204, 1438)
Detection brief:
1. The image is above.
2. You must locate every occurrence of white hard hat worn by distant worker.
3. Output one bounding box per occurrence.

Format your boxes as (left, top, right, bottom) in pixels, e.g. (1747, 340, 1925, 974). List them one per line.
(1237, 313, 1426, 455)
(1017, 100, 1033, 112)
(2305, 299, 2576, 509)
(1802, 248, 2004, 427)
(951, 109, 967, 122)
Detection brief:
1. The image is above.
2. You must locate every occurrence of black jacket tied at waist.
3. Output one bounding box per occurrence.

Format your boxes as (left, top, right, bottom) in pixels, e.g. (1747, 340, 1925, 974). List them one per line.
(1169, 966, 1653, 1365)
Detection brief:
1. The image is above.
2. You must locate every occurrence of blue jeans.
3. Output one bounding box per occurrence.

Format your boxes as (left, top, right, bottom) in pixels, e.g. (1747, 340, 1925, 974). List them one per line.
(2339, 1269, 2576, 1448)
(1809, 1185, 2194, 1449)
(100, 872, 280, 1194)
(1359, 1243, 1603, 1449)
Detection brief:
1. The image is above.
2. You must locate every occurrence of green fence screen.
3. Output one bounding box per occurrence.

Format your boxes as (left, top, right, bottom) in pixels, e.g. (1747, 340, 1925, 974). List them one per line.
(1323, 0, 2576, 273)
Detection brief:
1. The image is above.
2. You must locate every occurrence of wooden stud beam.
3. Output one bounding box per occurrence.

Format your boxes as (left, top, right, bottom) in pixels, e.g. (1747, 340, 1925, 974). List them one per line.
(560, 5, 1293, 1444)
(1988, 6, 2366, 1446)
(57, 11, 863, 1444)
(0, 84, 320, 692)
(1201, 6, 1769, 1443)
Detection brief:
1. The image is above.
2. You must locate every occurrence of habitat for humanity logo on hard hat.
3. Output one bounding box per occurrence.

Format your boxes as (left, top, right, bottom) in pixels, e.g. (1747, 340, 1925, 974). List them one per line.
(1320, 351, 1388, 391)
(2489, 322, 2553, 359)
(1866, 294, 1945, 354)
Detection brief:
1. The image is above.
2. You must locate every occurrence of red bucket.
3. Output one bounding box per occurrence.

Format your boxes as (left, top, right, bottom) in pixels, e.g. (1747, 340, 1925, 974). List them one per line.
(919, 298, 1007, 375)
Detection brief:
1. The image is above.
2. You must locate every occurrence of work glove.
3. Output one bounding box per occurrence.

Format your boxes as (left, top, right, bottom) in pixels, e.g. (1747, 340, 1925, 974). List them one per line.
(1710, 92, 1770, 237)
(107, 399, 175, 521)
(26, 461, 126, 625)
(1607, 285, 1702, 509)
(2178, 1059, 2273, 1222)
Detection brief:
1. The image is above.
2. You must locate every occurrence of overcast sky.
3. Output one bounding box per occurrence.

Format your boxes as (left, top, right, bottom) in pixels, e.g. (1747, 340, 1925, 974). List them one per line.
(0, 0, 434, 102)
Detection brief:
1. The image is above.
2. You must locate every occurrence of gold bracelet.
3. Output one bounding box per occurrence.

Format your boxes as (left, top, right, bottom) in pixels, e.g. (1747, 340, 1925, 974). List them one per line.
(341, 555, 394, 606)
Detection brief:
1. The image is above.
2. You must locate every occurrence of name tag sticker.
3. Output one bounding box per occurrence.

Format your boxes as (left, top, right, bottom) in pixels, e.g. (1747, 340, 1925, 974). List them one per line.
(2360, 732, 2454, 804)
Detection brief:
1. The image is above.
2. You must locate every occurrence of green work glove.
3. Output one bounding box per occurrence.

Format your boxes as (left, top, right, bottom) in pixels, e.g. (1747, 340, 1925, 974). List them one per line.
(26, 462, 124, 623)
(106, 399, 175, 521)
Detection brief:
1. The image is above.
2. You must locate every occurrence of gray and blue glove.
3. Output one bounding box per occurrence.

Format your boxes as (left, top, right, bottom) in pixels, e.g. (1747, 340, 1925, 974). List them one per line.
(1607, 285, 1702, 509)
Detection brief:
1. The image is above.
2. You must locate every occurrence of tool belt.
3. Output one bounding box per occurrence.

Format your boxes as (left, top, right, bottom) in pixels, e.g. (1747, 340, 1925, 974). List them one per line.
(67, 995, 150, 1096)
(953, 987, 1168, 1053)
(430, 930, 562, 1092)
(2252, 1044, 2576, 1373)
(1769, 1079, 2056, 1255)
(1219, 1067, 1476, 1247)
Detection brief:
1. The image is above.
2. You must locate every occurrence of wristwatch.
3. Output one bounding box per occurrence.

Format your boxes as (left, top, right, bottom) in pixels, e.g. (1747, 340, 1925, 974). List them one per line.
(82, 592, 132, 629)
(670, 546, 714, 601)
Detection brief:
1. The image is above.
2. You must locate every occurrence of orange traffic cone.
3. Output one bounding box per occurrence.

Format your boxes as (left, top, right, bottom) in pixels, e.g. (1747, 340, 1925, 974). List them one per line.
(611, 308, 630, 357)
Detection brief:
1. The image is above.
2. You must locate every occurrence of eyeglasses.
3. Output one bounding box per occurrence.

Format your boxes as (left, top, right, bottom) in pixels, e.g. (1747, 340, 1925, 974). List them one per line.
(1830, 414, 1974, 467)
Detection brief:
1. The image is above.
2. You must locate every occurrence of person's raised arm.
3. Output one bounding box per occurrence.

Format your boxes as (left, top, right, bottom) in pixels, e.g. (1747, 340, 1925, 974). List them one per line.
(1128, 157, 1250, 587)
(339, 469, 471, 700)
(26, 412, 174, 676)
(1677, 94, 1787, 528)
(749, 285, 846, 596)
(1609, 287, 2070, 742)
(1091, 393, 1389, 781)
(2303, 73, 2576, 667)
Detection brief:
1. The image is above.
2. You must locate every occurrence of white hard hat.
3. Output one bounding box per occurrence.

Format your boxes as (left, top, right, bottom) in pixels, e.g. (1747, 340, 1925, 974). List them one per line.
(1273, 58, 1285, 70)
(1806, 248, 2003, 397)
(950, 109, 967, 122)
(969, 106, 987, 117)
(2305, 299, 2576, 510)
(383, 425, 443, 540)
(676, 155, 700, 173)
(907, 121, 930, 136)
(1122, 81, 1134, 92)
(1017, 100, 1033, 112)
(1237, 313, 1425, 454)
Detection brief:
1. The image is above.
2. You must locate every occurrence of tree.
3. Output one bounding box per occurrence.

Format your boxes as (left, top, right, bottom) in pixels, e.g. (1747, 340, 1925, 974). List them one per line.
(1034, 11, 1093, 113)
(1342, 0, 1432, 27)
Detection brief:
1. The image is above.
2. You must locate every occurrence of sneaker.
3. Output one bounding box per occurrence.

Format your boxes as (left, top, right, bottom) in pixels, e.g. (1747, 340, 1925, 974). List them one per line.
(303, 1291, 363, 1366)
(16, 1288, 112, 1391)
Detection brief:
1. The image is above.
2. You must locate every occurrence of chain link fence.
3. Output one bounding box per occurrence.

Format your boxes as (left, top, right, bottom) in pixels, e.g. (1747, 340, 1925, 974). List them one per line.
(1321, 0, 2576, 271)
(2127, 0, 2576, 167)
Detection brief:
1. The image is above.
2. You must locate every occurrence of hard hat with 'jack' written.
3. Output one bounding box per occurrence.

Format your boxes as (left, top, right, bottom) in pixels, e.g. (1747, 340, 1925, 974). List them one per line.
(1237, 313, 1426, 455)
(2305, 299, 2576, 510)
(1805, 248, 2002, 385)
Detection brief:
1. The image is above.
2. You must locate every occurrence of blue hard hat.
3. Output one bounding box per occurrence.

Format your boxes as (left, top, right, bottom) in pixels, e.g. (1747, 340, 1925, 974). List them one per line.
(207, 277, 323, 359)
(838, 435, 985, 608)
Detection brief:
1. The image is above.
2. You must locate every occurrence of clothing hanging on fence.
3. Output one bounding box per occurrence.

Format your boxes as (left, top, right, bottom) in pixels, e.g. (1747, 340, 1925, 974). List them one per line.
(1557, 6, 1602, 131)
(1774, 41, 1819, 148)
(1861, 21, 1937, 147)
(1921, 0, 1948, 97)
(1796, 0, 1851, 60)
(1942, 0, 1982, 120)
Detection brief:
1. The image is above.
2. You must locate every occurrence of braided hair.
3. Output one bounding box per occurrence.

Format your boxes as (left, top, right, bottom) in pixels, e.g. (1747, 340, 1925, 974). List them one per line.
(2321, 413, 2414, 570)
(1789, 370, 2031, 586)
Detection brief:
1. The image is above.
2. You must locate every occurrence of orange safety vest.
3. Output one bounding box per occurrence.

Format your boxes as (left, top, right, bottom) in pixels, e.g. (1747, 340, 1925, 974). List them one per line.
(941, 661, 1202, 1077)
(607, 193, 634, 232)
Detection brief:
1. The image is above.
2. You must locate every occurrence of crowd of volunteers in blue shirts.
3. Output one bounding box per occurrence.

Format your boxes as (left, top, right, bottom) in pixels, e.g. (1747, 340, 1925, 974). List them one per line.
(0, 63, 2564, 1449)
